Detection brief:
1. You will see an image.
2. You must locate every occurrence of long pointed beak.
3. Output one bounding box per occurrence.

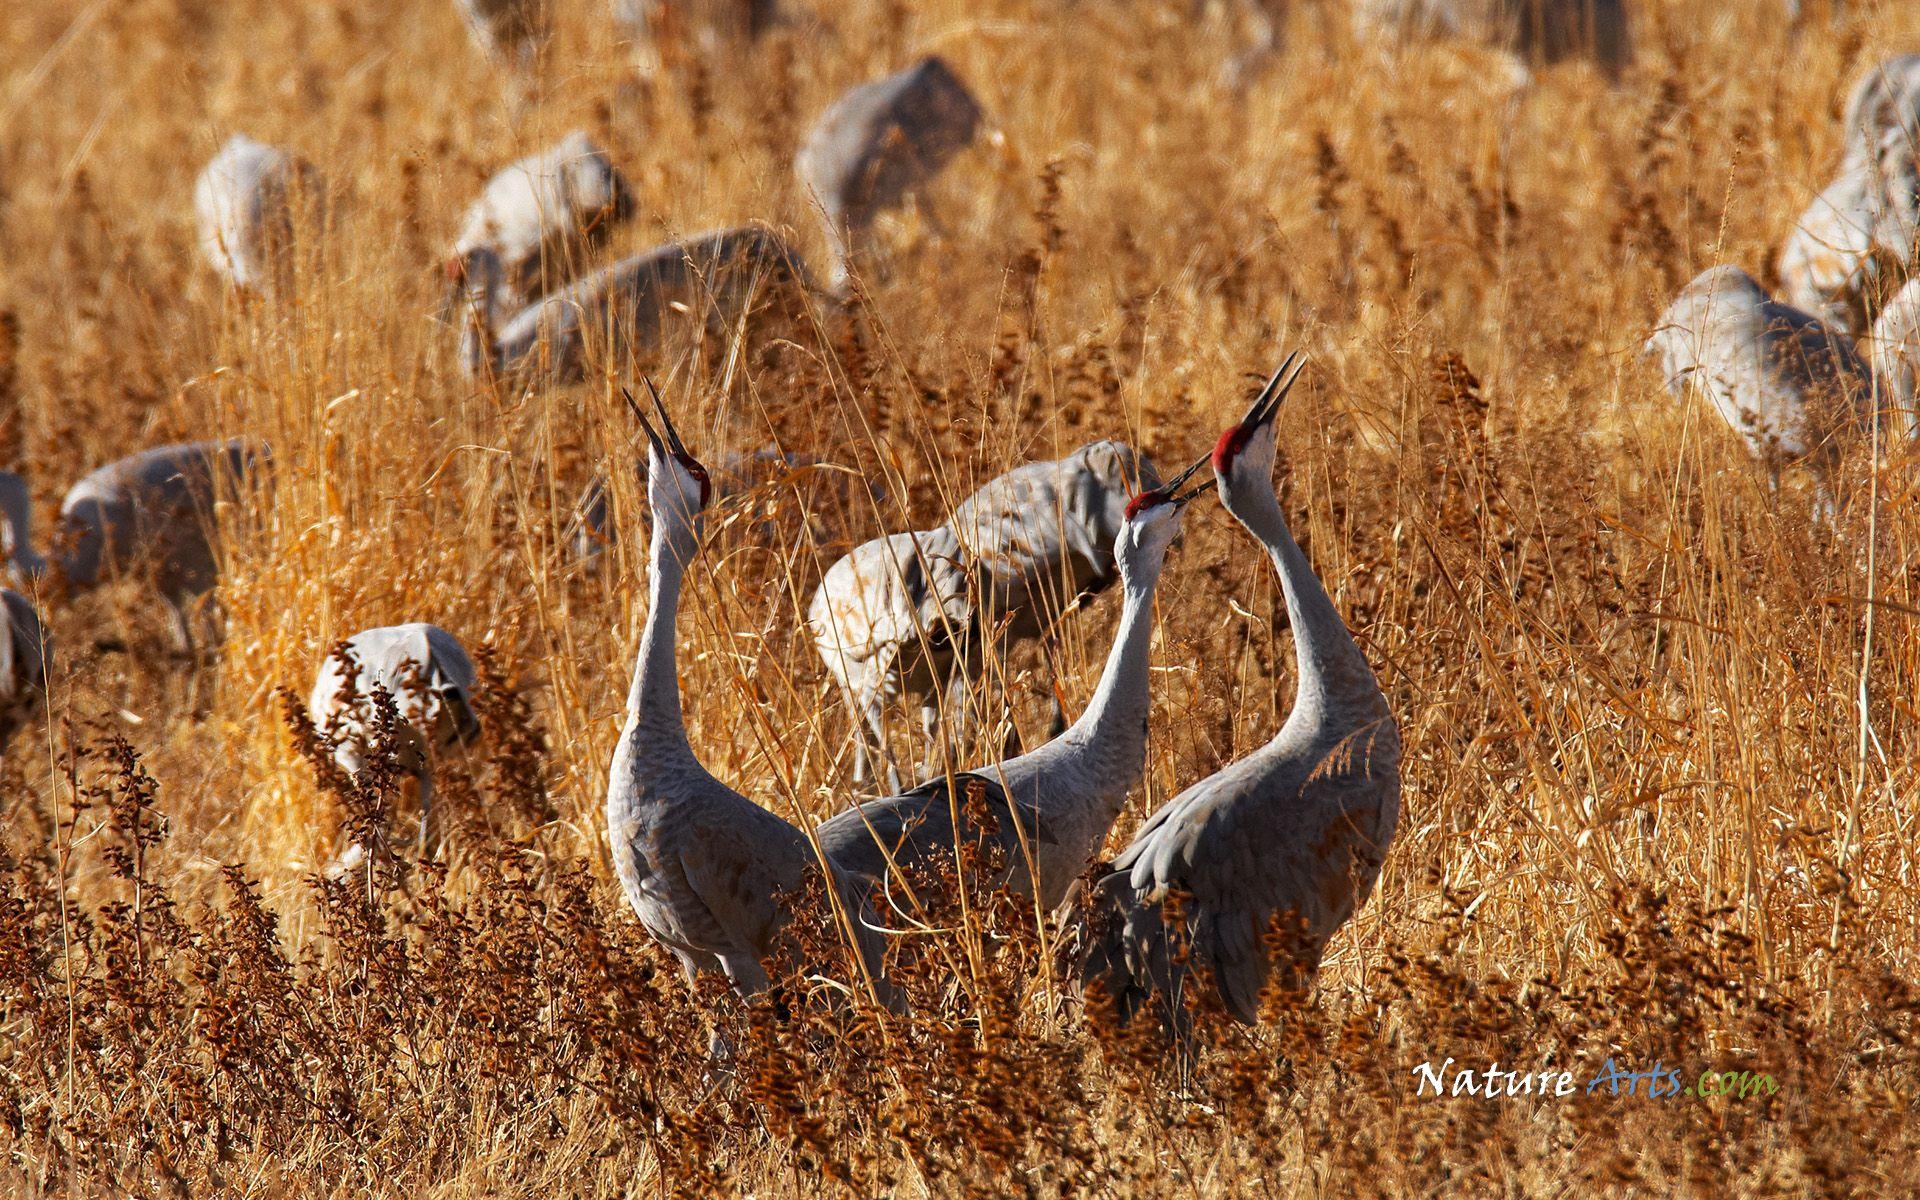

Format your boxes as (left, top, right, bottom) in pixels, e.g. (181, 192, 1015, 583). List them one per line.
(621, 385, 666, 456)
(1163, 452, 1212, 506)
(642, 375, 690, 458)
(1240, 351, 1307, 432)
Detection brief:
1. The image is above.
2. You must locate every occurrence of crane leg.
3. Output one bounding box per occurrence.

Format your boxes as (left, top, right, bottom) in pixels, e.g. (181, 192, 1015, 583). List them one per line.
(925, 665, 978, 777)
(913, 192, 951, 241)
(856, 690, 903, 794)
(415, 768, 434, 853)
(850, 733, 869, 787)
(164, 597, 197, 660)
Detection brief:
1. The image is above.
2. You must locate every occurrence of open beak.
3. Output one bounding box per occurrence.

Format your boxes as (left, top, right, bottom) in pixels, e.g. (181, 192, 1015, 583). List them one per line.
(641, 376, 693, 458)
(621, 385, 666, 457)
(1239, 350, 1308, 433)
(1162, 452, 1213, 507)
(622, 376, 694, 461)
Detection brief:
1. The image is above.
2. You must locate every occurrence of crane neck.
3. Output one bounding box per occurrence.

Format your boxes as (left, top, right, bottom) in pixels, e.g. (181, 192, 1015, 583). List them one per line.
(1225, 479, 1387, 731)
(1058, 561, 1159, 758)
(623, 515, 702, 759)
(985, 539, 1165, 874)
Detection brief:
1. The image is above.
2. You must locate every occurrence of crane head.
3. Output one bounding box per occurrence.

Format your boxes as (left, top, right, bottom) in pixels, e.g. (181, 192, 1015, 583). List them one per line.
(1123, 452, 1210, 520)
(1115, 465, 1203, 584)
(623, 380, 711, 515)
(1213, 351, 1306, 479)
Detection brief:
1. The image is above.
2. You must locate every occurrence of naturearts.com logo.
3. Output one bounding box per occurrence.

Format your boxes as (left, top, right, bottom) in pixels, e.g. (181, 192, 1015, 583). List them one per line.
(1412, 1057, 1780, 1101)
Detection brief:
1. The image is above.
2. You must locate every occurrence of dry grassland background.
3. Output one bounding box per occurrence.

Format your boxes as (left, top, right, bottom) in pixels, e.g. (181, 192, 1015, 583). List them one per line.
(2, 0, 1919, 1195)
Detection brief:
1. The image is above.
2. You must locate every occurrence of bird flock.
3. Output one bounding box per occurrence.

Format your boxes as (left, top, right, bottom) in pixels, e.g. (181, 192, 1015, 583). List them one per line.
(1650, 54, 1920, 517)
(3, 1, 1911, 1060)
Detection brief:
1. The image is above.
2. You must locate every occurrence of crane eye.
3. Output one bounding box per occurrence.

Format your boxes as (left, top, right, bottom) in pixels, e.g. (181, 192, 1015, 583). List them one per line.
(678, 456, 711, 505)
(1211, 424, 1253, 472)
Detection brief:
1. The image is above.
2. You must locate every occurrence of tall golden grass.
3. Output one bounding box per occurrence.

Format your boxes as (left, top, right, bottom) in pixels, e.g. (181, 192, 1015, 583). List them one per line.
(3, 0, 1919, 1194)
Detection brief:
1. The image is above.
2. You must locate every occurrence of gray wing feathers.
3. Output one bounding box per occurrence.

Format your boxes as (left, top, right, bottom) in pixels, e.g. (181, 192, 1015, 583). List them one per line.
(816, 771, 1057, 894)
(1086, 751, 1399, 1028)
(1646, 266, 1874, 470)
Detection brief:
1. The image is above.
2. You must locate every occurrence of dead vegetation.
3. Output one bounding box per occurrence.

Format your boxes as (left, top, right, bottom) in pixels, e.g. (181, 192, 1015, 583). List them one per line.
(2, 0, 1919, 1194)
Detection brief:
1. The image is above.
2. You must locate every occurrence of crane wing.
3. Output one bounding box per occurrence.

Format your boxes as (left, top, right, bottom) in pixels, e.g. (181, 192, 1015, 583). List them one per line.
(1098, 730, 1400, 1025)
(817, 769, 1058, 895)
(670, 780, 815, 963)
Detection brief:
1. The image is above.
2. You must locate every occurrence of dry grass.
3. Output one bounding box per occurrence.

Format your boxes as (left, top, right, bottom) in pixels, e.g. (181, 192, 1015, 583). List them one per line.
(3, 0, 1920, 1194)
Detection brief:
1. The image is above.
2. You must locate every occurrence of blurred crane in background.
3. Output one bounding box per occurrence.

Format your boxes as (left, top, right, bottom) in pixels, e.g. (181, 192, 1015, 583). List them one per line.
(194, 134, 323, 294)
(1646, 265, 1876, 518)
(795, 57, 982, 296)
(448, 131, 634, 317)
(809, 440, 1160, 790)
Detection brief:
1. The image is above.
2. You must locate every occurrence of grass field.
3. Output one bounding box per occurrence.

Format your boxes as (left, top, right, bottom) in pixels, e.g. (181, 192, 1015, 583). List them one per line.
(3, 0, 1919, 1195)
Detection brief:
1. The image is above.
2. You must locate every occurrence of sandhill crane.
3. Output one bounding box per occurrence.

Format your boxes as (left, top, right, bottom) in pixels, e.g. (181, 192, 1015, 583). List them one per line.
(814, 454, 1210, 913)
(456, 0, 548, 68)
(1779, 126, 1920, 335)
(812, 526, 970, 791)
(1869, 275, 1920, 441)
(448, 132, 635, 317)
(0, 590, 51, 748)
(459, 226, 812, 383)
(310, 623, 483, 866)
(0, 471, 47, 583)
(56, 440, 269, 655)
(1841, 54, 1920, 152)
(1777, 56, 1920, 334)
(604, 383, 897, 1021)
(610, 0, 775, 75)
(1354, 0, 1631, 79)
(1645, 265, 1876, 513)
(194, 135, 323, 293)
(795, 57, 983, 295)
(1075, 355, 1401, 1035)
(809, 440, 1161, 790)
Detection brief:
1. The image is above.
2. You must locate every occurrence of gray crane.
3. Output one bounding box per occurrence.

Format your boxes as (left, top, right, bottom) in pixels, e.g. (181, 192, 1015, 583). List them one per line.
(1645, 265, 1876, 516)
(448, 131, 635, 317)
(0, 590, 51, 749)
(1778, 55, 1920, 335)
(1840, 54, 1920, 152)
(809, 440, 1161, 790)
(794, 57, 982, 296)
(309, 622, 484, 869)
(1354, 0, 1632, 79)
(55, 440, 269, 655)
(1869, 276, 1920, 441)
(604, 383, 898, 1019)
(1076, 355, 1401, 1035)
(194, 135, 323, 293)
(1779, 125, 1920, 337)
(458, 226, 812, 383)
(0, 471, 47, 584)
(814, 453, 1210, 914)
